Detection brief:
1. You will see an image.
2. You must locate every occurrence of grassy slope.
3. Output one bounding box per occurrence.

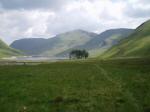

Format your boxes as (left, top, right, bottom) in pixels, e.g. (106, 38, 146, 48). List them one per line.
(0, 39, 21, 58)
(0, 58, 150, 112)
(57, 29, 133, 57)
(42, 30, 96, 56)
(57, 34, 125, 57)
(88, 34, 128, 57)
(101, 20, 150, 58)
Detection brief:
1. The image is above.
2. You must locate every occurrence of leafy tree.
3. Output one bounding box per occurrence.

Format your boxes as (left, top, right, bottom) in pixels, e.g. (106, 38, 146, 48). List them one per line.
(69, 49, 89, 59)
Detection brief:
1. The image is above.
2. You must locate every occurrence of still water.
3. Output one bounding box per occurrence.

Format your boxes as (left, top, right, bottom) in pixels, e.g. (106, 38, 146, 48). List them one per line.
(2, 56, 68, 62)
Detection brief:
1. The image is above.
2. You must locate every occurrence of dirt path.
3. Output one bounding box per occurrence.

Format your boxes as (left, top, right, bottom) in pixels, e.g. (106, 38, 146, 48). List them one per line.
(94, 64, 119, 85)
(94, 64, 142, 111)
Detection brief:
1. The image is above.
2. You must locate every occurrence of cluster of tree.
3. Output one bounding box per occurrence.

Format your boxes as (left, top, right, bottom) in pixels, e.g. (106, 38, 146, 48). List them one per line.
(69, 49, 89, 59)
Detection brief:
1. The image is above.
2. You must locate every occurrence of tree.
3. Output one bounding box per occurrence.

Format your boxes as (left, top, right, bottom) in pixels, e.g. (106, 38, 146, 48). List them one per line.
(82, 50, 89, 58)
(69, 49, 89, 59)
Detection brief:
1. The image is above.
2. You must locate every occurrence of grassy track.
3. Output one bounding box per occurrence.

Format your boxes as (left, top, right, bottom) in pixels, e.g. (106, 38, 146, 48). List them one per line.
(0, 58, 150, 112)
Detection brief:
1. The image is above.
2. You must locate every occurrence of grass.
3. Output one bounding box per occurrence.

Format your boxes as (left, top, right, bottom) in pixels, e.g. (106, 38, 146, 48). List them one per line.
(0, 39, 21, 58)
(101, 19, 150, 58)
(0, 58, 150, 112)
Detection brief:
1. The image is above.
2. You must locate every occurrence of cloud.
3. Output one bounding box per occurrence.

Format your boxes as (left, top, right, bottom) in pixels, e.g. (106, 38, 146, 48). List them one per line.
(123, 0, 150, 18)
(0, 10, 53, 43)
(0, 0, 72, 10)
(0, 0, 149, 44)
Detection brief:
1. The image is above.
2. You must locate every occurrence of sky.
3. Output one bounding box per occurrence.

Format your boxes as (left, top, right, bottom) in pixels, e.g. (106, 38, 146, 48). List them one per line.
(0, 0, 150, 44)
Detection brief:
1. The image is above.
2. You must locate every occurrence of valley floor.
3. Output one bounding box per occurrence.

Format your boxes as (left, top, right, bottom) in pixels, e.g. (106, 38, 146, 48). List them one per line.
(0, 58, 150, 112)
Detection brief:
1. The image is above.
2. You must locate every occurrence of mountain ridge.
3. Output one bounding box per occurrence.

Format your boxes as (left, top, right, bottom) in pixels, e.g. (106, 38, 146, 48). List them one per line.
(10, 28, 134, 57)
(56, 28, 134, 57)
(10, 29, 97, 56)
(101, 19, 150, 58)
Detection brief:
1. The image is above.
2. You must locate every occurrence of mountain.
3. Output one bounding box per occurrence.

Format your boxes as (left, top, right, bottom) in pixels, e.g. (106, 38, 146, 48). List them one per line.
(10, 30, 97, 56)
(0, 39, 21, 58)
(10, 38, 49, 55)
(57, 28, 134, 57)
(101, 19, 150, 58)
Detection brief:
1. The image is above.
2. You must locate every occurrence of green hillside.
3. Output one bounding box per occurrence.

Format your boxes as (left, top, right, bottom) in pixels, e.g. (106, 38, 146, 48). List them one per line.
(42, 30, 97, 56)
(11, 30, 96, 56)
(0, 39, 21, 58)
(101, 19, 150, 58)
(57, 29, 133, 57)
(0, 58, 150, 112)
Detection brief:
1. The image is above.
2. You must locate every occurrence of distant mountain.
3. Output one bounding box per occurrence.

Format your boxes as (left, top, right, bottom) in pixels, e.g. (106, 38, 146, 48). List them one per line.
(0, 39, 21, 58)
(11, 30, 97, 56)
(10, 38, 49, 55)
(101, 19, 150, 58)
(57, 28, 134, 57)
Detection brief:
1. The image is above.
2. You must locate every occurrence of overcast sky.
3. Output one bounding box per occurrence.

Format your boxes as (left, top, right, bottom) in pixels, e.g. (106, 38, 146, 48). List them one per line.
(0, 0, 150, 44)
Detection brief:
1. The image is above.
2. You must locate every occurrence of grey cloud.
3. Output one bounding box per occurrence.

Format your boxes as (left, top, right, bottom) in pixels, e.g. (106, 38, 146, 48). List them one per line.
(113, 0, 150, 18)
(46, 8, 102, 35)
(137, 0, 150, 4)
(112, 0, 150, 3)
(0, 0, 149, 44)
(0, 11, 32, 43)
(126, 8, 150, 18)
(0, 0, 71, 10)
(124, 1, 150, 18)
(0, 10, 51, 44)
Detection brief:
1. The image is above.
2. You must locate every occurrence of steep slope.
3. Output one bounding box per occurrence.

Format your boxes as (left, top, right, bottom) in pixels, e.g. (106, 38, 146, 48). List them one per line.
(11, 30, 97, 56)
(57, 28, 133, 57)
(10, 38, 50, 55)
(101, 19, 150, 58)
(81, 28, 133, 49)
(0, 39, 21, 58)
